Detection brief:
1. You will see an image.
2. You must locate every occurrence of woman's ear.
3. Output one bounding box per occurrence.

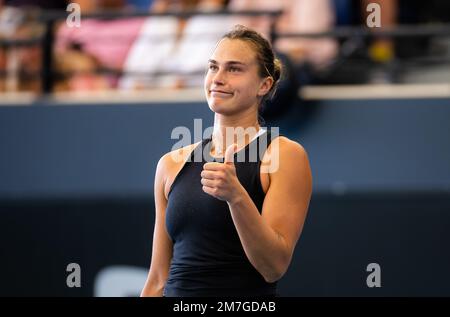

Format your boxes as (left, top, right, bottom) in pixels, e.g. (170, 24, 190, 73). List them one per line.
(257, 76, 274, 97)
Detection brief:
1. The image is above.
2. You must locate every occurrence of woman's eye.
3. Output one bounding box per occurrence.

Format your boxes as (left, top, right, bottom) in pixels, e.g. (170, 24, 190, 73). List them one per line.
(229, 67, 241, 72)
(209, 65, 218, 71)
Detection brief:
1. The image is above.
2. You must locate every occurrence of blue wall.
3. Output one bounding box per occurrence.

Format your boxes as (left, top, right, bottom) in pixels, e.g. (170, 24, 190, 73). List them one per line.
(1, 98, 449, 199)
(0, 98, 449, 296)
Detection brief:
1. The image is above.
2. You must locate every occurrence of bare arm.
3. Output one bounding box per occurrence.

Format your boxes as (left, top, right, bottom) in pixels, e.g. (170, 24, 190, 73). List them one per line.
(227, 138, 312, 282)
(140, 155, 173, 297)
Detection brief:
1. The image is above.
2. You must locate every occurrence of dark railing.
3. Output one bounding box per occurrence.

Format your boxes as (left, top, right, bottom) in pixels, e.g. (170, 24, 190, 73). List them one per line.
(275, 24, 450, 40)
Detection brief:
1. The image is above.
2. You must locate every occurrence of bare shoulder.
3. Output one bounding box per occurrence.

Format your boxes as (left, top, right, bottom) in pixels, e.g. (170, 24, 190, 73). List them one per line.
(159, 141, 202, 168)
(276, 136, 308, 156)
(262, 136, 310, 175)
(157, 141, 202, 199)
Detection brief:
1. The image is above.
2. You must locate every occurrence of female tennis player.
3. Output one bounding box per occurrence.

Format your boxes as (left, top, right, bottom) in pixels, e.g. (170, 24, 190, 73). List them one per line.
(141, 25, 312, 297)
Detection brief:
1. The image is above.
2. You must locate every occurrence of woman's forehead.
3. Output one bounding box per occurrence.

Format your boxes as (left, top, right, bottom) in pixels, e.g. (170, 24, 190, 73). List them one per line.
(211, 38, 257, 64)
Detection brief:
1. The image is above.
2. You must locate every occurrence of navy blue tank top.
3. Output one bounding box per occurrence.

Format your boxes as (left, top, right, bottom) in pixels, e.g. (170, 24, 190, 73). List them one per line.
(163, 129, 279, 297)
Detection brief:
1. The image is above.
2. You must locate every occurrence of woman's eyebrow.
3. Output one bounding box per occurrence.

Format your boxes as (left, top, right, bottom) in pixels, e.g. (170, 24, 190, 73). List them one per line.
(208, 59, 247, 66)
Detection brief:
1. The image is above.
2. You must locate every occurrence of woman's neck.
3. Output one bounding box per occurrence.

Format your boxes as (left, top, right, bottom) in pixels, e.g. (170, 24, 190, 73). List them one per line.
(210, 113, 261, 157)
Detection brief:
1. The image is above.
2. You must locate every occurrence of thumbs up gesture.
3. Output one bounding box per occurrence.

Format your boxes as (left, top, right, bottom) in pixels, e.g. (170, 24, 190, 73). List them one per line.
(201, 143, 244, 203)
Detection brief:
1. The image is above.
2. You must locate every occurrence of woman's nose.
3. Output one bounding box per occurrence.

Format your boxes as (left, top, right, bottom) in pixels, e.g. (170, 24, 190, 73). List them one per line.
(213, 69, 226, 85)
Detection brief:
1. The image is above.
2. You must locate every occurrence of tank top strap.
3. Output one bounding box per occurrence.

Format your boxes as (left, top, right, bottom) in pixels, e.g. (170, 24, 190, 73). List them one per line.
(188, 137, 211, 163)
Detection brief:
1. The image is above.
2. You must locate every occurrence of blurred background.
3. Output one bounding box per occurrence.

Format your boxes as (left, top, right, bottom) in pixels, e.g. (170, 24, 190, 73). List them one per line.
(0, 0, 449, 296)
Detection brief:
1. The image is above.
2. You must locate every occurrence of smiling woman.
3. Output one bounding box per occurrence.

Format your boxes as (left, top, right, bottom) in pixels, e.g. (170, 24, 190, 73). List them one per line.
(140, 25, 312, 297)
(205, 28, 282, 128)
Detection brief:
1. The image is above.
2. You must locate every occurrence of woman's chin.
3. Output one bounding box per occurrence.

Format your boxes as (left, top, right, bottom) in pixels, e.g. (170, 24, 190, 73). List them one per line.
(208, 101, 229, 113)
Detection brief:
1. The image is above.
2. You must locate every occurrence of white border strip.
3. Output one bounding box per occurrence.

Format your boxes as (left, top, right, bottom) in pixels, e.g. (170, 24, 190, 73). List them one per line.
(300, 84, 450, 100)
(1, 84, 450, 105)
(49, 88, 205, 105)
(0, 92, 37, 105)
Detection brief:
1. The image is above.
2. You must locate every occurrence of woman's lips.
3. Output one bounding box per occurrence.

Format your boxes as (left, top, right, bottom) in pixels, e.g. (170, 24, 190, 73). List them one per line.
(210, 90, 233, 98)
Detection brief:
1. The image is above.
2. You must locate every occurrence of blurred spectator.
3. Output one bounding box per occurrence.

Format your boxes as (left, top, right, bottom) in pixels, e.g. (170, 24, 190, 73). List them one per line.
(53, 44, 109, 92)
(0, 0, 5, 91)
(362, 0, 397, 65)
(161, 0, 236, 88)
(118, 0, 191, 90)
(229, 0, 338, 69)
(0, 2, 44, 92)
(359, 0, 450, 63)
(55, 0, 146, 90)
(119, 0, 235, 90)
(126, 0, 154, 10)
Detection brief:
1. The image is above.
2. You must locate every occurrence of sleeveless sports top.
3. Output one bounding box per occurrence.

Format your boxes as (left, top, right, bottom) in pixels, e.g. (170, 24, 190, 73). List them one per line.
(163, 128, 279, 297)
